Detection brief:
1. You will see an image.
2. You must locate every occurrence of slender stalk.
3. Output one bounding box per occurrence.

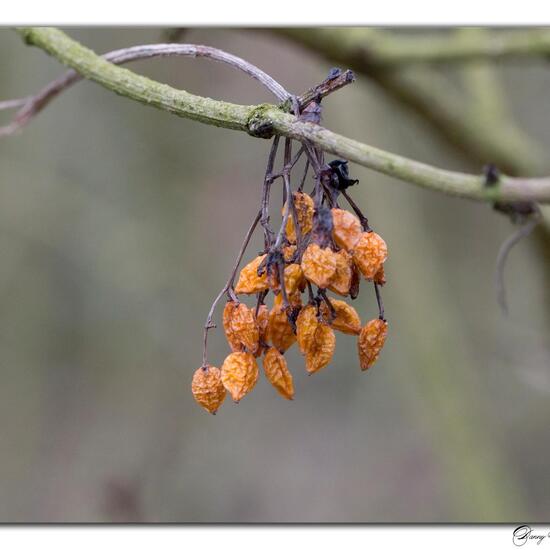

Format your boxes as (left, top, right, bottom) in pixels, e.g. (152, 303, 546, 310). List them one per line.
(202, 210, 261, 366)
(495, 216, 540, 314)
(374, 283, 385, 320)
(260, 136, 280, 249)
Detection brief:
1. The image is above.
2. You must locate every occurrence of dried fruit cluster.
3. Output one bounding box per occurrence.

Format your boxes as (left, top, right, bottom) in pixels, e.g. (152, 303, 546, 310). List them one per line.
(192, 134, 388, 414)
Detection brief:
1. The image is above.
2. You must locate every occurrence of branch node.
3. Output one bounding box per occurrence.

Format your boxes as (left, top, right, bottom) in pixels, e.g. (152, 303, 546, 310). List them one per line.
(247, 104, 275, 139)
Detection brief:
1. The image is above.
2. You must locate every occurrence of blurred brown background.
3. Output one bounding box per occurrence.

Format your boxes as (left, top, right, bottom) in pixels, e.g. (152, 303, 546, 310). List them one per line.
(0, 28, 549, 522)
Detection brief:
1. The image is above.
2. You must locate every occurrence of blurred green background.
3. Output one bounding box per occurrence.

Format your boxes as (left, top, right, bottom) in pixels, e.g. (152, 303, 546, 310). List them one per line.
(0, 28, 549, 522)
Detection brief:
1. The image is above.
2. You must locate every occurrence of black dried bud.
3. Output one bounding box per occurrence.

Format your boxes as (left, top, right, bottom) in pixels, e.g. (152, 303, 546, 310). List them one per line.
(484, 164, 500, 186)
(329, 159, 359, 190)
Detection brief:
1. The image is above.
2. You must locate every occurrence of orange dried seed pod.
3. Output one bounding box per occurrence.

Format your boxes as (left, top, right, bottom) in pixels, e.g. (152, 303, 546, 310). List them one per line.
(296, 304, 319, 354)
(332, 208, 362, 251)
(255, 304, 269, 343)
(327, 249, 353, 296)
(263, 347, 295, 400)
(283, 245, 297, 262)
(283, 263, 305, 296)
(230, 302, 260, 354)
(305, 323, 336, 374)
(320, 298, 361, 335)
(358, 319, 388, 371)
(274, 290, 302, 309)
(192, 365, 226, 414)
(352, 231, 388, 281)
(266, 306, 297, 353)
(223, 301, 244, 352)
(301, 243, 337, 289)
(284, 191, 315, 244)
(235, 254, 269, 294)
(221, 352, 259, 402)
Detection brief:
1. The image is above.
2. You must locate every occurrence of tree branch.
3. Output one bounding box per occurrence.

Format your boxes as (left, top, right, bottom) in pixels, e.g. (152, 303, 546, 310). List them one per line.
(9, 27, 550, 204)
(276, 28, 550, 66)
(272, 28, 546, 176)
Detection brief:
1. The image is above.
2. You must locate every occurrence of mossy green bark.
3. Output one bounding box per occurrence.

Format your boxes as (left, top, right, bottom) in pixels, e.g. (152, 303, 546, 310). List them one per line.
(15, 27, 550, 204)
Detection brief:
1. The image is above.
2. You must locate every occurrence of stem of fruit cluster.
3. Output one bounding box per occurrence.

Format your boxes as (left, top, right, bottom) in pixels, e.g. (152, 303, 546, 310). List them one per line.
(202, 209, 262, 366)
(340, 189, 371, 231)
(495, 215, 540, 314)
(374, 283, 385, 321)
(260, 136, 280, 249)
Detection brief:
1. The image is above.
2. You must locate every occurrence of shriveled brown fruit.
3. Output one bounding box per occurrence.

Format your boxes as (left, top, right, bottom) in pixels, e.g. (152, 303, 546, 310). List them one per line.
(192, 365, 226, 414)
(301, 243, 337, 288)
(263, 347, 295, 400)
(221, 352, 259, 402)
(283, 263, 305, 295)
(223, 301, 244, 352)
(274, 290, 302, 309)
(230, 302, 260, 354)
(283, 244, 297, 262)
(305, 323, 336, 374)
(332, 208, 362, 251)
(296, 304, 319, 354)
(327, 249, 353, 296)
(255, 304, 269, 344)
(266, 306, 297, 353)
(352, 231, 388, 280)
(284, 191, 315, 243)
(358, 319, 388, 371)
(374, 265, 386, 286)
(320, 298, 361, 335)
(235, 254, 269, 294)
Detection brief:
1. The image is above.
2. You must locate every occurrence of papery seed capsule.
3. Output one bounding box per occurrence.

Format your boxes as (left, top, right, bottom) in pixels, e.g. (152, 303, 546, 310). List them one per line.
(352, 231, 388, 280)
(358, 319, 388, 371)
(235, 255, 269, 294)
(283, 245, 297, 263)
(327, 249, 353, 296)
(283, 263, 305, 295)
(296, 304, 319, 354)
(374, 265, 386, 286)
(284, 191, 315, 244)
(332, 208, 362, 251)
(305, 323, 336, 374)
(274, 290, 302, 309)
(320, 298, 361, 335)
(263, 347, 294, 400)
(266, 306, 297, 353)
(256, 304, 269, 343)
(223, 301, 244, 352)
(230, 303, 260, 354)
(221, 352, 259, 402)
(192, 365, 226, 414)
(301, 243, 337, 289)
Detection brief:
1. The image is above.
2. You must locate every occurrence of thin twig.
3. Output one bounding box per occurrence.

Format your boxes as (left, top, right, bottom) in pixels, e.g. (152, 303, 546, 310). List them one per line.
(202, 210, 261, 366)
(0, 42, 290, 137)
(374, 282, 385, 320)
(260, 136, 280, 249)
(298, 159, 310, 192)
(281, 69, 355, 112)
(341, 189, 371, 231)
(0, 97, 31, 110)
(495, 216, 540, 314)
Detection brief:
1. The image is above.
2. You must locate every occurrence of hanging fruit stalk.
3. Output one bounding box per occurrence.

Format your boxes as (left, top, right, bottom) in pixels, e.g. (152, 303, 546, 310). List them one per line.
(194, 75, 388, 413)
